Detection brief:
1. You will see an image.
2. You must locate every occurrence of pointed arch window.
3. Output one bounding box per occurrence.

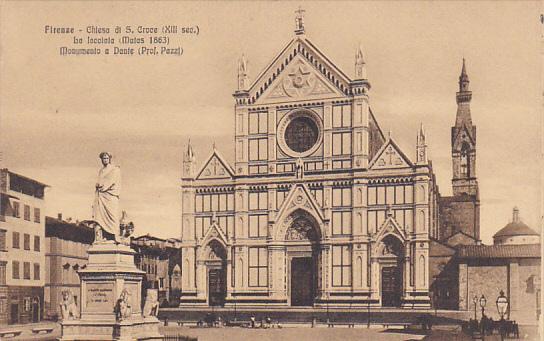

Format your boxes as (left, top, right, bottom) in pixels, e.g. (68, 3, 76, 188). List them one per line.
(460, 143, 470, 177)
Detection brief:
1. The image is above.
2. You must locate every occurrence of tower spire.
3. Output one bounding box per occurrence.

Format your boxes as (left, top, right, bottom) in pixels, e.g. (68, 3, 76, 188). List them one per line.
(416, 123, 427, 164)
(183, 139, 196, 179)
(455, 58, 473, 126)
(451, 58, 478, 197)
(355, 45, 367, 79)
(237, 54, 249, 90)
(459, 58, 470, 92)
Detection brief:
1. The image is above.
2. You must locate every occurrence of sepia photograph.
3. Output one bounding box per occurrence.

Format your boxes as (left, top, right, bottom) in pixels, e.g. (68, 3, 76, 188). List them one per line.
(0, 1, 541, 340)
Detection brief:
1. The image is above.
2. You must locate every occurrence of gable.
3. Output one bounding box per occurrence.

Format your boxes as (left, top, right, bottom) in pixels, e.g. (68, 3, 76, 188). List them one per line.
(369, 139, 413, 170)
(374, 215, 406, 242)
(248, 37, 351, 104)
(445, 231, 478, 247)
(196, 151, 234, 180)
(275, 183, 325, 225)
(201, 221, 228, 246)
(257, 54, 345, 104)
(452, 124, 475, 150)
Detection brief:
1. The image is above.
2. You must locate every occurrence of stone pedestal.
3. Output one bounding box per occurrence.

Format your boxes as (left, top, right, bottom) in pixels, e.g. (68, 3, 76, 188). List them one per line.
(60, 243, 163, 341)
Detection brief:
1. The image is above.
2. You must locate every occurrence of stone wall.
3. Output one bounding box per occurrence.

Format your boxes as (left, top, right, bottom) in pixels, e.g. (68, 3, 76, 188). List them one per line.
(514, 259, 540, 324)
(459, 259, 540, 324)
(459, 262, 507, 318)
(439, 195, 479, 241)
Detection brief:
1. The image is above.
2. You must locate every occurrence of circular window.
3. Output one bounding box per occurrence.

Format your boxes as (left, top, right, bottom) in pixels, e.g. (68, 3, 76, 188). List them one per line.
(284, 116, 319, 153)
(277, 109, 323, 157)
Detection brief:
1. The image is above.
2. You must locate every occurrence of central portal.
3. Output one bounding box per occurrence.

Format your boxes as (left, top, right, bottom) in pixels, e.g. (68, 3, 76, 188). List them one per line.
(381, 266, 402, 307)
(208, 268, 226, 306)
(290, 257, 314, 306)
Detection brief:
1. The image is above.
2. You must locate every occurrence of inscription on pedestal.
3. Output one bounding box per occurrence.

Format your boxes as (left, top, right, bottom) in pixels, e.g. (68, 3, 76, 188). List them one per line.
(86, 283, 114, 311)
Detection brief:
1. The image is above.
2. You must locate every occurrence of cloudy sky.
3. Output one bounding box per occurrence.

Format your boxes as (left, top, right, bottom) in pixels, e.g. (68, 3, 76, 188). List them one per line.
(0, 2, 541, 243)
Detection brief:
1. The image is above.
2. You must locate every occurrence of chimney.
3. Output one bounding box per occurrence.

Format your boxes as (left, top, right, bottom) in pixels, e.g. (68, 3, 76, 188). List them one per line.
(57, 213, 62, 220)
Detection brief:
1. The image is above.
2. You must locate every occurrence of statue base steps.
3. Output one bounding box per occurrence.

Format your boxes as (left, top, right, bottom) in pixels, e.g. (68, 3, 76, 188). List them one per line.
(60, 317, 162, 341)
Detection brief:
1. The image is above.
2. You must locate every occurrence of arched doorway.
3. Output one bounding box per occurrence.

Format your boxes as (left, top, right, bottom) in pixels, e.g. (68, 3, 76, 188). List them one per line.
(204, 240, 227, 306)
(379, 235, 404, 307)
(285, 210, 321, 307)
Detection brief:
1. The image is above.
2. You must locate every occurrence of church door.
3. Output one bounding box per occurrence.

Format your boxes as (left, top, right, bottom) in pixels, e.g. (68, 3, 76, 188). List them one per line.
(381, 266, 402, 307)
(208, 268, 226, 306)
(291, 257, 314, 306)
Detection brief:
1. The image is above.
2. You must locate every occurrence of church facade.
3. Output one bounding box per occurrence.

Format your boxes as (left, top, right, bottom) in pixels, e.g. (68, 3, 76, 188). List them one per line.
(177, 14, 475, 309)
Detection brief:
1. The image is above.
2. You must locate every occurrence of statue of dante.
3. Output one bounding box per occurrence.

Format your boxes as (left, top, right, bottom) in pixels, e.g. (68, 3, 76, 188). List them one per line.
(92, 152, 121, 241)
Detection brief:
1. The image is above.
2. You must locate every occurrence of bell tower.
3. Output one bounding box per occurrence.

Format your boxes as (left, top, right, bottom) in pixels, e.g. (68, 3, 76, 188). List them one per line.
(451, 59, 478, 197)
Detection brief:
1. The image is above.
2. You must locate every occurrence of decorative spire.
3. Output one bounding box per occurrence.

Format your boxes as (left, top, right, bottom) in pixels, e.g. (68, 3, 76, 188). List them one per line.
(185, 139, 195, 160)
(295, 6, 305, 35)
(512, 206, 520, 223)
(416, 123, 427, 164)
(237, 54, 249, 90)
(355, 45, 367, 79)
(183, 139, 196, 179)
(459, 58, 470, 93)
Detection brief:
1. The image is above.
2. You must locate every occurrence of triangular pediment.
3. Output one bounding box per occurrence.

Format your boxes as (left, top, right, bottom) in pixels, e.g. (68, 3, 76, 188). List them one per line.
(258, 55, 345, 104)
(275, 183, 325, 225)
(368, 138, 413, 170)
(196, 149, 234, 180)
(374, 215, 407, 242)
(248, 37, 352, 104)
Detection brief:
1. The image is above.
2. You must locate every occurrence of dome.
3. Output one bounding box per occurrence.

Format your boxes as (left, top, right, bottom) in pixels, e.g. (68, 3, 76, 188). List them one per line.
(493, 207, 539, 245)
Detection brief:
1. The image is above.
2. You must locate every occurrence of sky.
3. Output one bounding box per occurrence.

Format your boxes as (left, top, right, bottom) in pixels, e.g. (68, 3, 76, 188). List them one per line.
(0, 1, 541, 243)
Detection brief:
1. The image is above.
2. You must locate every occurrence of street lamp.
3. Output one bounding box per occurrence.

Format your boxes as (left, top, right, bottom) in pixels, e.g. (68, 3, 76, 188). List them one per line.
(479, 294, 487, 318)
(479, 295, 487, 338)
(473, 295, 479, 320)
(496, 290, 509, 320)
(496, 290, 509, 341)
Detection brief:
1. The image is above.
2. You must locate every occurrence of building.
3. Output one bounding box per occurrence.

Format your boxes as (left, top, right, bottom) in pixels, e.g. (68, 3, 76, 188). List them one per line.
(0, 169, 47, 325)
(438, 59, 480, 247)
(428, 59, 481, 310)
(132, 235, 182, 306)
(179, 13, 450, 308)
(44, 214, 94, 320)
(457, 207, 541, 324)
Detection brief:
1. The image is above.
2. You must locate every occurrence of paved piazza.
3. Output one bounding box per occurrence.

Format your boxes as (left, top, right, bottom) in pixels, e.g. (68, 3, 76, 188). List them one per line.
(162, 325, 465, 341)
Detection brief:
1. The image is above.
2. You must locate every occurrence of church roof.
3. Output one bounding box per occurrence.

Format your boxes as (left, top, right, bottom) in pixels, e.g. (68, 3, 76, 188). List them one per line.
(493, 207, 538, 238)
(457, 244, 540, 259)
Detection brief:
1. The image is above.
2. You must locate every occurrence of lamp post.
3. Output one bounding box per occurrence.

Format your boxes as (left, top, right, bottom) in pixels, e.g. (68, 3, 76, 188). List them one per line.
(479, 295, 487, 339)
(479, 295, 487, 318)
(473, 295, 478, 321)
(496, 290, 509, 341)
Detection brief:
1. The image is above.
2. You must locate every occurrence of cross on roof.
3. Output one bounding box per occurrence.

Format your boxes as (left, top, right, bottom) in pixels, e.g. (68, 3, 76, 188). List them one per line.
(385, 146, 396, 165)
(210, 158, 221, 175)
(295, 6, 305, 34)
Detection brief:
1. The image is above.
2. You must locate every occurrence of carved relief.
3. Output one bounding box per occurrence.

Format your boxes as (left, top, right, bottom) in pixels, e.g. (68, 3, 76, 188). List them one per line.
(200, 157, 230, 179)
(114, 289, 132, 321)
(59, 290, 79, 320)
(283, 64, 315, 97)
(142, 289, 159, 318)
(371, 143, 409, 169)
(285, 216, 317, 241)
